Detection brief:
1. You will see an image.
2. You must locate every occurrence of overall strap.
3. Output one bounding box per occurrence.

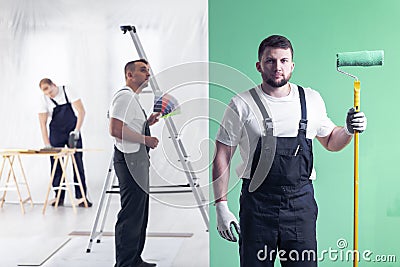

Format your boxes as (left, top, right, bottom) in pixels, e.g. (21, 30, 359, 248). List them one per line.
(297, 85, 308, 133)
(62, 86, 70, 103)
(49, 86, 61, 106)
(248, 87, 277, 192)
(141, 109, 151, 154)
(141, 109, 150, 135)
(249, 88, 273, 135)
(50, 97, 58, 106)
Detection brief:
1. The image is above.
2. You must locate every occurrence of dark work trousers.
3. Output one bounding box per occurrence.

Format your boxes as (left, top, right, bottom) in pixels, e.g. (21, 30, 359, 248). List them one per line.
(239, 180, 318, 267)
(114, 145, 150, 267)
(48, 87, 87, 200)
(239, 85, 318, 267)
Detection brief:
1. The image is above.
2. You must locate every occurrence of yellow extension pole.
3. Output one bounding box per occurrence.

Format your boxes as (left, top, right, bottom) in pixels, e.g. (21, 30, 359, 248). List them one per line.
(353, 80, 360, 267)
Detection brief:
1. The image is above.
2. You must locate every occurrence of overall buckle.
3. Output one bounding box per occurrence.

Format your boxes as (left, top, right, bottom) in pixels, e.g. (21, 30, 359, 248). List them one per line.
(264, 118, 273, 136)
(299, 119, 308, 132)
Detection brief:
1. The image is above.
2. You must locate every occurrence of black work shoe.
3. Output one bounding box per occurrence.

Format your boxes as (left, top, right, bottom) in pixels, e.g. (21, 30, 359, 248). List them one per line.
(51, 199, 64, 207)
(137, 261, 157, 267)
(78, 199, 93, 207)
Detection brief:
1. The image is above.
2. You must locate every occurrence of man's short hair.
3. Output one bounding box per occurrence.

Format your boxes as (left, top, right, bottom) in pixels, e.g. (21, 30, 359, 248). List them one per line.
(39, 78, 54, 88)
(258, 35, 294, 61)
(124, 59, 149, 77)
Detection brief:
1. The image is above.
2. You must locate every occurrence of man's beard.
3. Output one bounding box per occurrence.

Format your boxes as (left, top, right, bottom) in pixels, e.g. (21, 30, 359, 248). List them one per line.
(263, 72, 292, 88)
(266, 78, 288, 88)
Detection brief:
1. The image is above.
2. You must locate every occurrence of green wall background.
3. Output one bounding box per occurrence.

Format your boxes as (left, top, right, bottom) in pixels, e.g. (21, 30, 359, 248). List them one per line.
(209, 1, 400, 266)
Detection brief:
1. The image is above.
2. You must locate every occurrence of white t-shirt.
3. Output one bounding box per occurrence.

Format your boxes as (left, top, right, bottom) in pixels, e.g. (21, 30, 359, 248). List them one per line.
(109, 86, 146, 153)
(38, 86, 79, 117)
(216, 83, 336, 179)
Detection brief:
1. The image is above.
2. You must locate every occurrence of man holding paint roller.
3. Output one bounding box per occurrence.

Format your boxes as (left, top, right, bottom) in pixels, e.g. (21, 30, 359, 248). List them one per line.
(38, 78, 92, 207)
(109, 59, 160, 267)
(212, 35, 368, 266)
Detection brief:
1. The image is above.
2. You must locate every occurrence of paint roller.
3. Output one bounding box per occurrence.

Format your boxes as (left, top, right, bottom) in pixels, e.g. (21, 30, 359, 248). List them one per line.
(337, 50, 384, 68)
(336, 50, 384, 267)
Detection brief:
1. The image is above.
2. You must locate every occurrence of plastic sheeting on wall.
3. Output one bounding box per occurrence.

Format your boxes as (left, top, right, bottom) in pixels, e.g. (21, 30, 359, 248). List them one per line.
(0, 0, 209, 206)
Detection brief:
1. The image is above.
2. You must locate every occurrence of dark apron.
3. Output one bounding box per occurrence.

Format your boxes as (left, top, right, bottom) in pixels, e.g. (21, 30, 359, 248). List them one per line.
(48, 86, 86, 199)
(239, 86, 318, 267)
(49, 86, 77, 145)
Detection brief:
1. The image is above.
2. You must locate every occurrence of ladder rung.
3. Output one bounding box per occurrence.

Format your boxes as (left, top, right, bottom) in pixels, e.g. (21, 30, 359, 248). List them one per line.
(149, 190, 193, 194)
(150, 184, 191, 188)
(105, 188, 197, 194)
(108, 183, 200, 189)
(105, 190, 120, 194)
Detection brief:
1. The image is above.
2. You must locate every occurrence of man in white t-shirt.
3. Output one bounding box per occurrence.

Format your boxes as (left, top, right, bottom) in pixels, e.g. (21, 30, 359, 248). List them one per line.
(109, 59, 160, 267)
(212, 35, 367, 267)
(38, 78, 92, 207)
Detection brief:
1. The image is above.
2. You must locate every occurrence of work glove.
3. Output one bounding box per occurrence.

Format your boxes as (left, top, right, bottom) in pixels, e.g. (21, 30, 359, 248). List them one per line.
(345, 108, 367, 135)
(68, 130, 80, 148)
(216, 201, 241, 242)
(44, 144, 52, 149)
(70, 129, 80, 140)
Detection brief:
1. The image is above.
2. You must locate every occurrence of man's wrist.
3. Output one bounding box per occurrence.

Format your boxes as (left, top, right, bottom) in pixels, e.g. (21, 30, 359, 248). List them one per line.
(214, 198, 227, 205)
(344, 125, 353, 136)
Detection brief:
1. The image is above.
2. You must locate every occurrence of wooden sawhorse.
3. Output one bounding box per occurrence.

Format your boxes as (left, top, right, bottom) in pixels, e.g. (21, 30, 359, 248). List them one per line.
(0, 152, 33, 214)
(42, 148, 89, 214)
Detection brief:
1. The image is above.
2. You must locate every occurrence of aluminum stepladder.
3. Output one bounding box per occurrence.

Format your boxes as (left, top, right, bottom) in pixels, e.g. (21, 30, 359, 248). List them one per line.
(86, 25, 209, 253)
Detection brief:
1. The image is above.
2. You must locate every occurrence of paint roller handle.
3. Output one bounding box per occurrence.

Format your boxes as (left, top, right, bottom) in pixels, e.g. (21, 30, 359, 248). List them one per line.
(345, 108, 367, 135)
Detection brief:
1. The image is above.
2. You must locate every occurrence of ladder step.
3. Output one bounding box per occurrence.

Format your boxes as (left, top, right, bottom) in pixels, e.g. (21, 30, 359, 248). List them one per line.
(105, 188, 197, 194)
(150, 190, 193, 194)
(150, 184, 192, 188)
(105, 190, 120, 194)
(109, 184, 200, 189)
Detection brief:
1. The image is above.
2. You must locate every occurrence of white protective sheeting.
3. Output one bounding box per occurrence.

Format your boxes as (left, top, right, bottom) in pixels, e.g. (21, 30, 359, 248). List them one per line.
(0, 0, 208, 207)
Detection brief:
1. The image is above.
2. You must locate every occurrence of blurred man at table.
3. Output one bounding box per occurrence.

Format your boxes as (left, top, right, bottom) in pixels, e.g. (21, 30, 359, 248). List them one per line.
(38, 78, 92, 207)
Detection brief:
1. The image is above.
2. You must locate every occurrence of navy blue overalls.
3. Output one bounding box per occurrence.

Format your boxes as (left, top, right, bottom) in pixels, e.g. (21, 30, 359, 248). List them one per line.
(49, 86, 87, 200)
(239, 86, 318, 267)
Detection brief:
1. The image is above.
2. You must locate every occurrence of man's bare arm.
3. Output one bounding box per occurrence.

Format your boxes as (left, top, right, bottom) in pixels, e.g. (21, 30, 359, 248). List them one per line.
(212, 141, 237, 202)
(38, 113, 50, 145)
(316, 126, 352, 152)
